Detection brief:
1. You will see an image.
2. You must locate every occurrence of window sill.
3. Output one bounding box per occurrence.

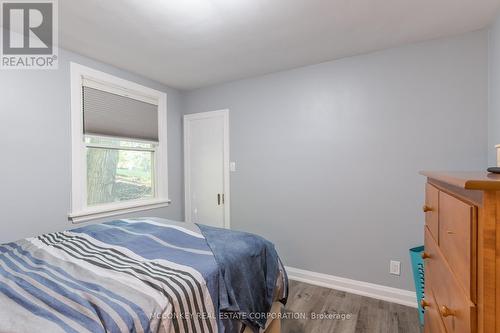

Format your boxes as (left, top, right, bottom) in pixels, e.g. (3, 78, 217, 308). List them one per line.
(68, 199, 171, 224)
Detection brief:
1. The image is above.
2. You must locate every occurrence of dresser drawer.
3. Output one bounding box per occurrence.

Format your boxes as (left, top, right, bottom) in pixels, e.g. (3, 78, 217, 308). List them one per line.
(423, 287, 447, 333)
(424, 183, 439, 242)
(425, 227, 476, 333)
(438, 191, 475, 300)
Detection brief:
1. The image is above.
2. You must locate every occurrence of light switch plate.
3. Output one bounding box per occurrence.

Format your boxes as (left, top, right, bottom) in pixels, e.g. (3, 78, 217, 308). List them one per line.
(230, 161, 236, 172)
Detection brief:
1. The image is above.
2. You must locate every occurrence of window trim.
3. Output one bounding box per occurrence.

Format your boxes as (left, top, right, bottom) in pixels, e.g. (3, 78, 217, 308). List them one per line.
(69, 62, 169, 223)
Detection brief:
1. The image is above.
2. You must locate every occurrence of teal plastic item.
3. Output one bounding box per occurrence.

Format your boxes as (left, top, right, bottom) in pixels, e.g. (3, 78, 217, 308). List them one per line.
(410, 245, 425, 325)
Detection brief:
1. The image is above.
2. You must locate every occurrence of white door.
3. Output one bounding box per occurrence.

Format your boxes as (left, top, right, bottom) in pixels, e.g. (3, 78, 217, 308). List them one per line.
(184, 110, 230, 228)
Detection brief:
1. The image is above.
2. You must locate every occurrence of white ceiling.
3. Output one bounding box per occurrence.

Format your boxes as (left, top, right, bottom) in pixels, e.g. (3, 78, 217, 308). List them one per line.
(60, 0, 500, 90)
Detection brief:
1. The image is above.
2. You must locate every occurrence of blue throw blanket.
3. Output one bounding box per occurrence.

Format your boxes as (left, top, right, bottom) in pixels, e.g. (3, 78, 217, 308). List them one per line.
(197, 224, 288, 331)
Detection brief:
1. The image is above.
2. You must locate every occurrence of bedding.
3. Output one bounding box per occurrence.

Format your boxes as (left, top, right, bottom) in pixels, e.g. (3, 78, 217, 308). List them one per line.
(197, 224, 287, 330)
(0, 218, 287, 333)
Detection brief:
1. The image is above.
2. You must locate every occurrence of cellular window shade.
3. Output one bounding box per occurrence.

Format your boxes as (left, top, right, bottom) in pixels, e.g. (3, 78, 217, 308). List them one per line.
(83, 86, 159, 141)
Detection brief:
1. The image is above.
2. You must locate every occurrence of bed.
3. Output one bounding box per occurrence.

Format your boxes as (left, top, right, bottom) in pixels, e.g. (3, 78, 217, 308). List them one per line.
(0, 218, 288, 333)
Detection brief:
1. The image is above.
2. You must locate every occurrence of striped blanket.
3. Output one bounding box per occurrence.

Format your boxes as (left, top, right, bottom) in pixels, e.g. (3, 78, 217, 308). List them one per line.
(0, 219, 226, 333)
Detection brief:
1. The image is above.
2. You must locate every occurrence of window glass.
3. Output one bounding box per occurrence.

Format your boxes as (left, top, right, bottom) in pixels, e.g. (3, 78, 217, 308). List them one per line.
(86, 147, 154, 206)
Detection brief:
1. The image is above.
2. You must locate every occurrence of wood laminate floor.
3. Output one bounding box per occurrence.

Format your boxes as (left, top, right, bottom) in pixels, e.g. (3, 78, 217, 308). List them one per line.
(282, 280, 421, 333)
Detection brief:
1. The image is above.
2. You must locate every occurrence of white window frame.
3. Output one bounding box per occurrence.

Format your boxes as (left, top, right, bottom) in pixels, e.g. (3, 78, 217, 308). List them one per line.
(69, 62, 169, 223)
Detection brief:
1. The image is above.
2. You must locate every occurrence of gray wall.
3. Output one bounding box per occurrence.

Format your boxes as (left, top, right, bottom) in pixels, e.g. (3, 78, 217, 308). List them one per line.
(0, 29, 489, 291)
(489, 16, 500, 165)
(184, 31, 489, 290)
(0, 49, 184, 243)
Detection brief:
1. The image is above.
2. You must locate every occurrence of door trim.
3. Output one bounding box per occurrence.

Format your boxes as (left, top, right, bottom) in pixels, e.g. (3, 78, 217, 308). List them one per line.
(183, 109, 230, 228)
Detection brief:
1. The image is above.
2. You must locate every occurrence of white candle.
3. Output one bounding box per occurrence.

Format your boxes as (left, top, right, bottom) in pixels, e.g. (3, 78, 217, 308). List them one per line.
(496, 144, 500, 167)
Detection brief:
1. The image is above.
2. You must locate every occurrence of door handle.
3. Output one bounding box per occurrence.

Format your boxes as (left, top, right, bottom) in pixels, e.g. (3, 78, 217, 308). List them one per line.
(217, 193, 221, 205)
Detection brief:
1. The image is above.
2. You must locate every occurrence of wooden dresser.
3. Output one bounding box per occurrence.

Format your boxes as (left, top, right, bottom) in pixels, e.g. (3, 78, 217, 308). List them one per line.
(420, 172, 500, 333)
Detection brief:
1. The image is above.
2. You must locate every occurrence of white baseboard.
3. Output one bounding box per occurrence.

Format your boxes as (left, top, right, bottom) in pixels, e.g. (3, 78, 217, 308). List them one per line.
(285, 266, 418, 308)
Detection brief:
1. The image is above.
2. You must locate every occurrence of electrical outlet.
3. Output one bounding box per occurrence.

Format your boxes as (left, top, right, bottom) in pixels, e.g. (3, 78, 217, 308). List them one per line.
(390, 260, 401, 276)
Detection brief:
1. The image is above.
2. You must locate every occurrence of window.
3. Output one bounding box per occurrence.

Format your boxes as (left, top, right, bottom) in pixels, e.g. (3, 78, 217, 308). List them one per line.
(85, 136, 154, 206)
(70, 63, 169, 223)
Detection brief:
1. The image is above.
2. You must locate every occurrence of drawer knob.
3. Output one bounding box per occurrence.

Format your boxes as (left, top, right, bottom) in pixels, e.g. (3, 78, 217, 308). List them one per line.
(439, 305, 454, 317)
(421, 299, 430, 309)
(422, 205, 433, 213)
(421, 252, 431, 259)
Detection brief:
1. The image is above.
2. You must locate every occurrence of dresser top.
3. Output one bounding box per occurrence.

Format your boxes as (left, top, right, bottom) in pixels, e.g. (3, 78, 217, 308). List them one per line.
(420, 171, 500, 190)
